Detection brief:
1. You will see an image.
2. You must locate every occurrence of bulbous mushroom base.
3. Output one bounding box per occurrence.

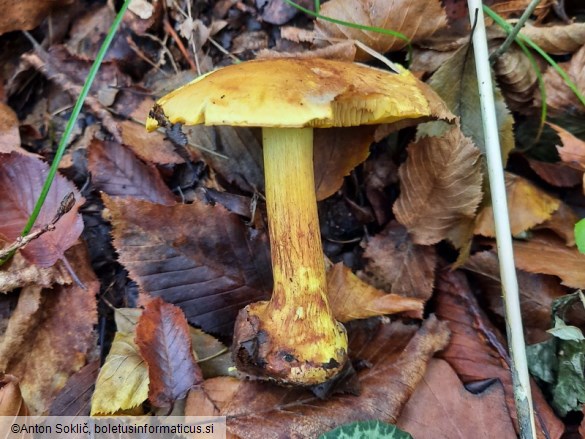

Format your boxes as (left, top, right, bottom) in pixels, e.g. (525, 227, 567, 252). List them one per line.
(232, 300, 348, 386)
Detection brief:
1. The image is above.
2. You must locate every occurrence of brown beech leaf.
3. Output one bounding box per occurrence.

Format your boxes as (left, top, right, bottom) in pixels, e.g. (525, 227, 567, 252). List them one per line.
(528, 159, 583, 188)
(394, 126, 483, 246)
(550, 123, 585, 170)
(49, 360, 99, 416)
(421, 44, 515, 164)
(314, 126, 376, 201)
(435, 270, 564, 439)
(539, 46, 585, 114)
(493, 45, 538, 111)
(464, 251, 566, 344)
(397, 359, 516, 438)
(0, 152, 84, 267)
(521, 22, 585, 55)
(0, 0, 74, 35)
(4, 244, 98, 415)
(359, 221, 437, 300)
(327, 262, 424, 322)
(0, 374, 29, 416)
(187, 316, 450, 437)
(88, 139, 176, 205)
(512, 233, 585, 289)
(475, 172, 560, 237)
(104, 195, 272, 335)
(136, 297, 201, 408)
(315, 0, 447, 61)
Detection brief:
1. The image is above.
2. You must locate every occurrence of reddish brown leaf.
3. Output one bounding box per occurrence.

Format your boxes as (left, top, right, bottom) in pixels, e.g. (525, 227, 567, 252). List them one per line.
(104, 195, 272, 335)
(394, 127, 483, 246)
(397, 359, 517, 438)
(464, 251, 567, 344)
(136, 297, 201, 408)
(88, 139, 176, 205)
(0, 152, 84, 267)
(0, 374, 29, 416)
(360, 221, 437, 300)
(528, 159, 583, 188)
(0, 102, 24, 155)
(5, 244, 98, 415)
(314, 126, 376, 201)
(0, 0, 74, 35)
(49, 360, 99, 416)
(513, 233, 585, 288)
(475, 172, 560, 237)
(539, 46, 585, 114)
(536, 202, 579, 246)
(435, 270, 564, 439)
(550, 123, 585, 171)
(327, 262, 424, 322)
(120, 120, 185, 166)
(315, 0, 447, 61)
(187, 316, 450, 437)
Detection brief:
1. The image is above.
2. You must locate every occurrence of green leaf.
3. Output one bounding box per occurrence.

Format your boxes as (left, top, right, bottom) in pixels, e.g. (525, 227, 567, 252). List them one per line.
(319, 421, 413, 439)
(527, 338, 558, 384)
(575, 218, 585, 254)
(551, 339, 585, 416)
(548, 316, 585, 341)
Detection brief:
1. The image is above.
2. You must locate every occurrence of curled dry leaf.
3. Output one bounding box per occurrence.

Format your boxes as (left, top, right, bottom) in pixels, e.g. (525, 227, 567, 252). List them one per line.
(88, 139, 176, 205)
(397, 359, 517, 438)
(0, 374, 29, 416)
(360, 221, 437, 300)
(521, 22, 585, 55)
(538, 45, 585, 114)
(5, 244, 98, 415)
(421, 44, 514, 164)
(91, 332, 149, 415)
(435, 270, 564, 439)
(326, 262, 424, 322)
(512, 233, 585, 289)
(135, 297, 202, 408)
(0, 251, 72, 293)
(0, 152, 84, 268)
(314, 0, 448, 61)
(104, 195, 272, 335)
(394, 126, 483, 247)
(187, 316, 450, 438)
(475, 172, 560, 237)
(493, 44, 538, 111)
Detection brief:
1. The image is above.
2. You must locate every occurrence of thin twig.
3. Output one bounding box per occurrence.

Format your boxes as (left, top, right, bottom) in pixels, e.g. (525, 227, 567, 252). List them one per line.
(490, 0, 541, 61)
(466, 2, 536, 439)
(164, 18, 197, 71)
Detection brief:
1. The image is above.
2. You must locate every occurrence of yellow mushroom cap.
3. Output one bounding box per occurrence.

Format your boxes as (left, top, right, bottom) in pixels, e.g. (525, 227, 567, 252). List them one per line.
(146, 58, 431, 130)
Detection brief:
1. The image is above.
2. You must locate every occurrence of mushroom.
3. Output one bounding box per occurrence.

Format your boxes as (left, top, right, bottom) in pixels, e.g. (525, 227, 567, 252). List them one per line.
(146, 58, 431, 385)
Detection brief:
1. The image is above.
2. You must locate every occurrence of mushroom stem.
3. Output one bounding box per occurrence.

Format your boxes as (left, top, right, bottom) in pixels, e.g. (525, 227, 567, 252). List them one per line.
(232, 127, 347, 385)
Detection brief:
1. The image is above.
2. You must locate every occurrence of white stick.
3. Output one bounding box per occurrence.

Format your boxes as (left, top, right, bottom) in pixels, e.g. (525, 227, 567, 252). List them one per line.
(466, 2, 537, 438)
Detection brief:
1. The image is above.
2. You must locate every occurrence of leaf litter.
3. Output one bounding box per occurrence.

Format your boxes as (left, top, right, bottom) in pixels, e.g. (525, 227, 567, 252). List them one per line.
(0, 0, 584, 436)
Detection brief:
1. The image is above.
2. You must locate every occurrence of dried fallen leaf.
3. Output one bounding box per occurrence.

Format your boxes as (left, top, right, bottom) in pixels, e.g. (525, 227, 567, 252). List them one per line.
(120, 120, 185, 165)
(0, 102, 25, 155)
(0, 374, 29, 416)
(314, 127, 376, 201)
(464, 251, 566, 344)
(0, 0, 74, 35)
(49, 360, 99, 416)
(5, 244, 98, 415)
(521, 22, 585, 55)
(536, 203, 579, 246)
(0, 152, 84, 268)
(394, 126, 483, 247)
(315, 0, 448, 61)
(104, 195, 272, 335)
(493, 44, 538, 111)
(550, 123, 585, 170)
(90, 332, 148, 415)
(0, 252, 72, 293)
(88, 139, 176, 205)
(475, 172, 560, 237)
(397, 359, 517, 438)
(435, 270, 564, 439)
(539, 45, 585, 114)
(327, 262, 424, 322)
(528, 159, 583, 188)
(136, 297, 202, 408)
(188, 316, 450, 438)
(359, 221, 437, 300)
(422, 44, 515, 163)
(512, 233, 585, 289)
